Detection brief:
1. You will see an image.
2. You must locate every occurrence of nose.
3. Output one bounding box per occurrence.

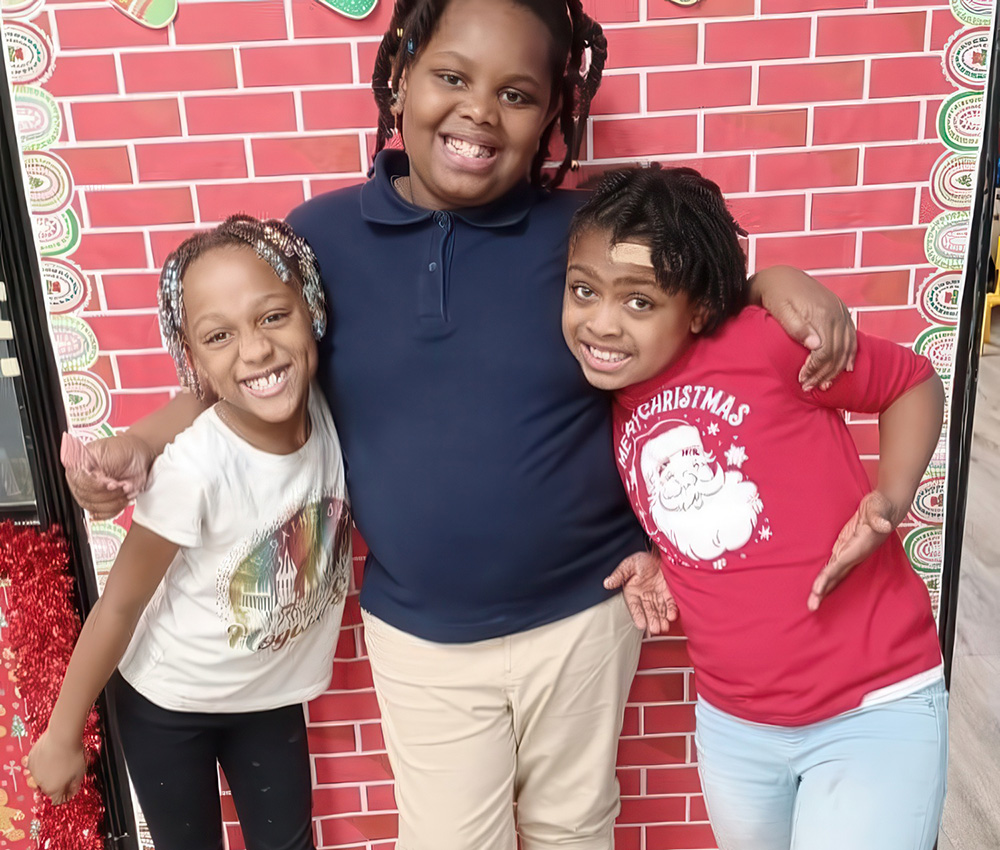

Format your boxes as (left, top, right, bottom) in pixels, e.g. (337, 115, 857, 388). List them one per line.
(586, 302, 622, 338)
(459, 86, 499, 126)
(239, 327, 274, 363)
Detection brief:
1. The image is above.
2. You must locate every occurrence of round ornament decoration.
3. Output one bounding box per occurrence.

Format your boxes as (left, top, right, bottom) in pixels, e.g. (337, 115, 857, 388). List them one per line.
(924, 210, 969, 270)
(914, 326, 957, 382)
(72, 422, 116, 443)
(910, 476, 945, 525)
(937, 91, 984, 152)
(903, 526, 943, 576)
(109, 0, 178, 28)
(87, 520, 127, 576)
(51, 315, 99, 372)
(311, 0, 378, 18)
(42, 258, 91, 314)
(24, 151, 74, 215)
(0, 0, 44, 18)
(942, 28, 990, 90)
(3, 21, 54, 85)
(35, 207, 81, 256)
(12, 84, 61, 150)
(929, 152, 977, 210)
(916, 271, 962, 326)
(950, 0, 992, 27)
(62, 371, 111, 429)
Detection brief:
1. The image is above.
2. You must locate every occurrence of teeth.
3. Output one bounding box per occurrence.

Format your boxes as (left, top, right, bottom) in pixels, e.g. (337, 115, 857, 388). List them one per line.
(587, 345, 628, 363)
(446, 137, 494, 159)
(244, 369, 286, 391)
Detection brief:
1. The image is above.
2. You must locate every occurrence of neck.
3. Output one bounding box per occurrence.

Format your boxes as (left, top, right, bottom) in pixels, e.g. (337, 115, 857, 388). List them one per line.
(216, 400, 311, 455)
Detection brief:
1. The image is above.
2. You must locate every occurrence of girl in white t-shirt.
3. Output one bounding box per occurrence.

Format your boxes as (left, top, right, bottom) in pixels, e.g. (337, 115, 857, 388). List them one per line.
(28, 215, 351, 850)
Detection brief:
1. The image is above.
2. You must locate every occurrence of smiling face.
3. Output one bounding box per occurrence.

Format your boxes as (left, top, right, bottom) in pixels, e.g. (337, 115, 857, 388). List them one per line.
(562, 227, 708, 392)
(397, 0, 560, 210)
(182, 245, 317, 453)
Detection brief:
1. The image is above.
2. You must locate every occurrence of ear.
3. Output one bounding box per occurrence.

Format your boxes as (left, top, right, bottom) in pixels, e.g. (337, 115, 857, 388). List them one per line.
(392, 71, 408, 117)
(690, 304, 711, 335)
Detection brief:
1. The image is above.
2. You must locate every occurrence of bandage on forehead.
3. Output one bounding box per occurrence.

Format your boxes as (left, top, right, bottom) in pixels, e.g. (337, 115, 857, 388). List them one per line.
(609, 242, 655, 268)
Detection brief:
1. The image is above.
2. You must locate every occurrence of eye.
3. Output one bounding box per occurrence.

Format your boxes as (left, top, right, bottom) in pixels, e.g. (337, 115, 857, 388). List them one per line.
(204, 331, 230, 345)
(262, 312, 288, 325)
(439, 73, 463, 87)
(500, 89, 530, 106)
(626, 296, 653, 312)
(571, 284, 596, 301)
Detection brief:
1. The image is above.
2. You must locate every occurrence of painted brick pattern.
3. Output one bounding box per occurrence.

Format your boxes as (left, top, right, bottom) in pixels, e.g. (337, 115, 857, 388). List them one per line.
(8, 0, 975, 846)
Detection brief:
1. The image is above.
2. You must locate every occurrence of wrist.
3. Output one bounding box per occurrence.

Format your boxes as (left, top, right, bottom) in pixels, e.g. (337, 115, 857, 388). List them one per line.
(873, 486, 911, 528)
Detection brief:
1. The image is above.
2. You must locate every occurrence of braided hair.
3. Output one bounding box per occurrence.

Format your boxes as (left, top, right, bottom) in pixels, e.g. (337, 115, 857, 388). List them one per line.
(372, 0, 607, 189)
(571, 165, 749, 334)
(158, 214, 326, 398)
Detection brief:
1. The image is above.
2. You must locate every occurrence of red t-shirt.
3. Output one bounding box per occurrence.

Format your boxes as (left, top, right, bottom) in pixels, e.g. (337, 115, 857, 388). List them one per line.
(613, 307, 942, 726)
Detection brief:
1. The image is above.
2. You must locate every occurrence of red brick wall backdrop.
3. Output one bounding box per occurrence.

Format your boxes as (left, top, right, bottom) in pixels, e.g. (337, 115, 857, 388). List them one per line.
(4, 0, 990, 846)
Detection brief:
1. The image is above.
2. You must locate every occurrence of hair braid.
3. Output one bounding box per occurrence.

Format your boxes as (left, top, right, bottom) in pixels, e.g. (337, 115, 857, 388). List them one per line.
(570, 165, 748, 333)
(371, 0, 610, 191)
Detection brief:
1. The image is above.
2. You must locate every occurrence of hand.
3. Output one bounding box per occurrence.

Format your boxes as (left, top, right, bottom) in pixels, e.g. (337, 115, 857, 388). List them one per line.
(809, 490, 898, 611)
(62, 433, 155, 520)
(604, 550, 678, 635)
(27, 731, 86, 805)
(756, 266, 857, 392)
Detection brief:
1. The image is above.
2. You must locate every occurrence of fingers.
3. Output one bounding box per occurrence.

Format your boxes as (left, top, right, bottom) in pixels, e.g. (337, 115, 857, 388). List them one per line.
(65, 470, 129, 518)
(604, 551, 647, 590)
(625, 596, 647, 631)
(603, 566, 628, 590)
(799, 301, 856, 392)
(665, 594, 679, 622)
(810, 526, 887, 611)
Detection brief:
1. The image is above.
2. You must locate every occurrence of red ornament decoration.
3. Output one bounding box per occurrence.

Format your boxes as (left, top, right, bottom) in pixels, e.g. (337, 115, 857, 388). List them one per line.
(0, 521, 105, 849)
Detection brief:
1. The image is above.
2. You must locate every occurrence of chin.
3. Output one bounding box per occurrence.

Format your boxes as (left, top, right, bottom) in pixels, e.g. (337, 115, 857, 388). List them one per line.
(582, 367, 630, 392)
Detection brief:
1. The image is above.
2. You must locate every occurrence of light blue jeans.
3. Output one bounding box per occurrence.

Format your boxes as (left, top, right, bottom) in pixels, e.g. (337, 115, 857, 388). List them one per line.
(695, 681, 949, 850)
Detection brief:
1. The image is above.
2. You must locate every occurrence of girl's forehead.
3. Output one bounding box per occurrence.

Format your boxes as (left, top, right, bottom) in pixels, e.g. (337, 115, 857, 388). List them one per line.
(421, 0, 559, 60)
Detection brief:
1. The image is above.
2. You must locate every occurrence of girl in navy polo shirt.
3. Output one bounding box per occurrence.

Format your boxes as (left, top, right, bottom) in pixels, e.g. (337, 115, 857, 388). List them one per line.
(69, 2, 858, 848)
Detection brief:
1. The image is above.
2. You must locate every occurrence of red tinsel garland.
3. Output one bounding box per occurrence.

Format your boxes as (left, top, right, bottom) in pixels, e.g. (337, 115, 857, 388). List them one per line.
(0, 521, 105, 849)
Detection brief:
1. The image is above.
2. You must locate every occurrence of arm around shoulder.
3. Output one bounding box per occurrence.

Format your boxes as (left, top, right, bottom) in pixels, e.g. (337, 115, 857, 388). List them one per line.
(67, 391, 206, 519)
(749, 265, 856, 391)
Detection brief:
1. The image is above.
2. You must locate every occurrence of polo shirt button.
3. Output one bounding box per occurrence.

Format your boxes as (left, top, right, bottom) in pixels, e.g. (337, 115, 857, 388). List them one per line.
(429, 262, 437, 271)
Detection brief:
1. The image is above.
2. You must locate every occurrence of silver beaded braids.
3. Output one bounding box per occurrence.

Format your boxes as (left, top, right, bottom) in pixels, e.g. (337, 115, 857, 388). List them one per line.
(157, 215, 326, 396)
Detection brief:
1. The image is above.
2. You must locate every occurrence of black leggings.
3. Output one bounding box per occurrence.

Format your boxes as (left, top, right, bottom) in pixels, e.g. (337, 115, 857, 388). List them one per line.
(112, 676, 315, 850)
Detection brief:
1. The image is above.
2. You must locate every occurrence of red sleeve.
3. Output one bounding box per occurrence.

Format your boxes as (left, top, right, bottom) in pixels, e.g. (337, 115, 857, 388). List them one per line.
(756, 310, 936, 414)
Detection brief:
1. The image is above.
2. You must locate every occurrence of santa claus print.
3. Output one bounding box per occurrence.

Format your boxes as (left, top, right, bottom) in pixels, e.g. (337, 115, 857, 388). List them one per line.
(639, 420, 763, 564)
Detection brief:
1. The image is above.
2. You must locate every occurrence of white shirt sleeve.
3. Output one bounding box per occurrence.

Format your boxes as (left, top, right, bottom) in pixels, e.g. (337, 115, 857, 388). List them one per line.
(131, 425, 213, 549)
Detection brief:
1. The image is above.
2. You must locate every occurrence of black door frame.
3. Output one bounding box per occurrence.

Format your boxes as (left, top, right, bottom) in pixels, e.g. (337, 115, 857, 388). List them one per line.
(0, 58, 139, 850)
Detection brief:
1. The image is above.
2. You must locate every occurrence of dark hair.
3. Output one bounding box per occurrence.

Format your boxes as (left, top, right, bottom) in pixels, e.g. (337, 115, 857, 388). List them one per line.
(371, 0, 607, 189)
(570, 165, 749, 333)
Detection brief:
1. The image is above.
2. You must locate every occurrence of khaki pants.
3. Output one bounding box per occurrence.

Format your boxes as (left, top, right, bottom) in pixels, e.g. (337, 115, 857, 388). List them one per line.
(362, 596, 642, 850)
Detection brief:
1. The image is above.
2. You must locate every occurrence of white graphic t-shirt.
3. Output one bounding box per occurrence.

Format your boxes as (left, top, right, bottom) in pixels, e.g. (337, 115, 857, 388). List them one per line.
(121, 388, 351, 712)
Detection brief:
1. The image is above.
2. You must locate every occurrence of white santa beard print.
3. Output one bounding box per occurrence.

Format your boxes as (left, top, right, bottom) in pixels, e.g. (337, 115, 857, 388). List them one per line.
(650, 469, 762, 562)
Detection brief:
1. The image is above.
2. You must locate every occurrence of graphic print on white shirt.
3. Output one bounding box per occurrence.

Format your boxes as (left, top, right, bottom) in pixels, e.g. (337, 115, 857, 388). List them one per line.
(221, 494, 351, 653)
(618, 383, 769, 569)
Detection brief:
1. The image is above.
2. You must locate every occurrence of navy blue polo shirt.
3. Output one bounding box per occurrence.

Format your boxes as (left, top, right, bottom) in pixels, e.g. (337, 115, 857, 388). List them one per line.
(287, 150, 644, 642)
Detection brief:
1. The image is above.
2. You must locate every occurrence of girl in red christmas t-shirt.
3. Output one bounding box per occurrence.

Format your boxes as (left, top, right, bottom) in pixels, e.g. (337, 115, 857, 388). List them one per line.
(562, 164, 947, 850)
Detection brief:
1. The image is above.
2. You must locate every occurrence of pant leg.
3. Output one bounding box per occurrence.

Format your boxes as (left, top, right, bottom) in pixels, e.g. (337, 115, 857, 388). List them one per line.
(218, 703, 315, 850)
(111, 675, 226, 850)
(511, 596, 643, 850)
(362, 609, 517, 850)
(789, 681, 949, 850)
(693, 698, 797, 850)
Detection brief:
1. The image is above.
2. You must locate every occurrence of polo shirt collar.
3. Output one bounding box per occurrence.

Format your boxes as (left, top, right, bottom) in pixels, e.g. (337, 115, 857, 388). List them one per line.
(360, 149, 535, 229)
